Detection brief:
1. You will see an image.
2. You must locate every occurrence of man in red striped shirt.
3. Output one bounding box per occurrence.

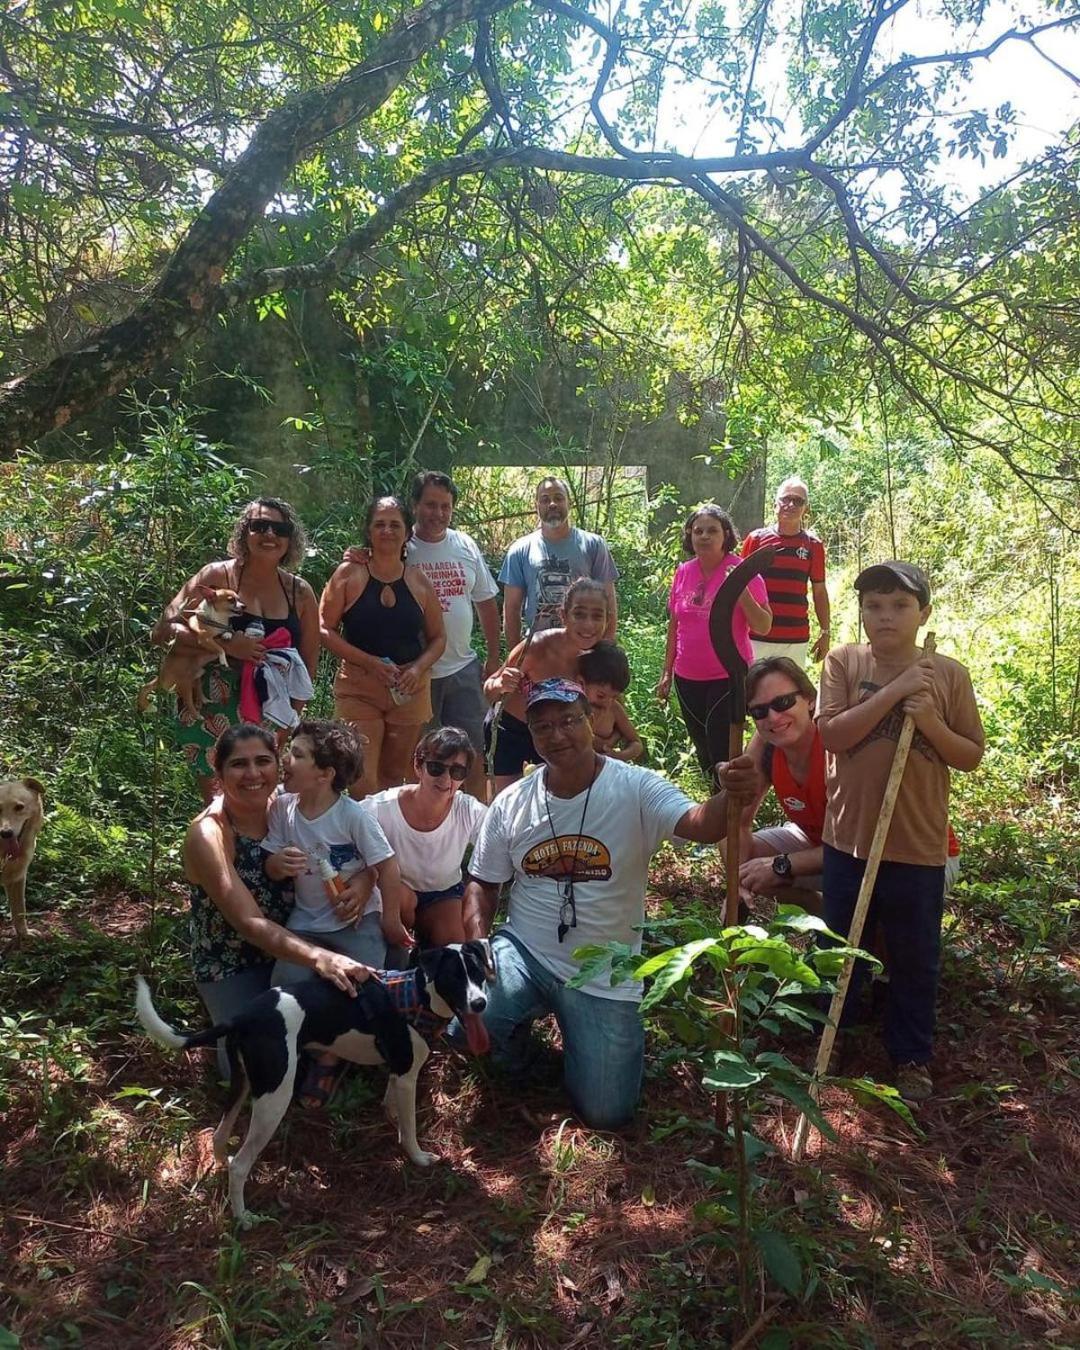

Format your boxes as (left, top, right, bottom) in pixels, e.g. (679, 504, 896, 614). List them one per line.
(741, 477, 831, 667)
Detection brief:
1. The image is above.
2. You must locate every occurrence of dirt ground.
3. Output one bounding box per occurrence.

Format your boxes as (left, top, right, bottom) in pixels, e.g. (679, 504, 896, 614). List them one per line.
(1, 879, 1078, 1348)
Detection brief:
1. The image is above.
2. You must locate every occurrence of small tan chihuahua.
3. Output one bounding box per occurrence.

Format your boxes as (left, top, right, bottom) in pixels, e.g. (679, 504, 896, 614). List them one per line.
(138, 586, 245, 718)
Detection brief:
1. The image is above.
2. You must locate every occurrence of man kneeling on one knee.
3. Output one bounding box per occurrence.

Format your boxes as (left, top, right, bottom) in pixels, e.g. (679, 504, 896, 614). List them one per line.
(462, 677, 750, 1130)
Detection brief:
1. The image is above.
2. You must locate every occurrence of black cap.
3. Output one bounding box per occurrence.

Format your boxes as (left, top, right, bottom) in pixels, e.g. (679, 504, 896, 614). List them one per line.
(854, 561, 931, 607)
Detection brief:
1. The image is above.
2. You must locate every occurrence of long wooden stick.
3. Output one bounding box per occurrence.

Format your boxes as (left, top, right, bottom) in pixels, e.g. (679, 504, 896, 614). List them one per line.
(724, 717, 745, 926)
(791, 633, 936, 1161)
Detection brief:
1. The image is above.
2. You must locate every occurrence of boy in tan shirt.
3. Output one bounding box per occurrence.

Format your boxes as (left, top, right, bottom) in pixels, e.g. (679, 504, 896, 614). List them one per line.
(817, 562, 984, 1102)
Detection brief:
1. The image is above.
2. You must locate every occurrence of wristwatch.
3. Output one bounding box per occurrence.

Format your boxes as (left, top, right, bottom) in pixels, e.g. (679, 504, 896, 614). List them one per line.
(771, 853, 793, 879)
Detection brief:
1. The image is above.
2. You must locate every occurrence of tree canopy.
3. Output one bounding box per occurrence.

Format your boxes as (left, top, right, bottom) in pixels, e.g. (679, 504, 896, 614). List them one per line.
(1, 0, 1078, 518)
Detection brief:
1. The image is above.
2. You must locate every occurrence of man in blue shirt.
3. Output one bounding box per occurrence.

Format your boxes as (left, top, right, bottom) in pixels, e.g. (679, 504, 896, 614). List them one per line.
(498, 476, 619, 646)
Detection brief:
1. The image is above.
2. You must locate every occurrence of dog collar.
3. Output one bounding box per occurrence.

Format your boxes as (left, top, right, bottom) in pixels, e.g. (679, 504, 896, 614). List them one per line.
(198, 615, 233, 631)
(376, 969, 449, 1046)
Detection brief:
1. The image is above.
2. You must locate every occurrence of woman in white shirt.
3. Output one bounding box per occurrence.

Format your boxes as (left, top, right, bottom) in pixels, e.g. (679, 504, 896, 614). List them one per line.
(363, 727, 486, 945)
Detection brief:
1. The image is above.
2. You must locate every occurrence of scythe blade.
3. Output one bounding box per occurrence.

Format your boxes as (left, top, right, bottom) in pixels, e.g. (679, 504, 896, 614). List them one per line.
(707, 546, 776, 716)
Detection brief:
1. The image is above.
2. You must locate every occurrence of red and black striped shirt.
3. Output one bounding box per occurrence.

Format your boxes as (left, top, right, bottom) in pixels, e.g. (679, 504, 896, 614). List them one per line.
(741, 526, 826, 644)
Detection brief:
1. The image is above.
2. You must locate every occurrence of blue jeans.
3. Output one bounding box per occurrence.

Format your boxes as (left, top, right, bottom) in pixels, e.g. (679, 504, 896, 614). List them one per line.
(823, 844, 945, 1065)
(270, 912, 387, 987)
(477, 930, 645, 1130)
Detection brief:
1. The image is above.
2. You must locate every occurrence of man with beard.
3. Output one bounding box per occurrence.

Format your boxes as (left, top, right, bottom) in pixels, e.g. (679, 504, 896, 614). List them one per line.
(499, 476, 619, 647)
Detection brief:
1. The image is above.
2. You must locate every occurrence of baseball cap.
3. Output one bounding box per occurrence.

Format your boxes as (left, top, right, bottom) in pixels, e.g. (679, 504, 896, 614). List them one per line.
(525, 678, 587, 711)
(854, 561, 931, 607)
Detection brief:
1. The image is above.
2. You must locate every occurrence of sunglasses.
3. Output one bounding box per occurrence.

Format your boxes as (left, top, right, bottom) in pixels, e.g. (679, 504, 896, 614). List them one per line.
(530, 712, 588, 738)
(248, 518, 294, 538)
(748, 691, 801, 720)
(777, 495, 807, 507)
(557, 877, 577, 943)
(422, 759, 468, 782)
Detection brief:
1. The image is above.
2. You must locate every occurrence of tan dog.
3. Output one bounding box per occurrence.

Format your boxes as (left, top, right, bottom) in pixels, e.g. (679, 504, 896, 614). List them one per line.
(0, 777, 45, 942)
(138, 586, 245, 718)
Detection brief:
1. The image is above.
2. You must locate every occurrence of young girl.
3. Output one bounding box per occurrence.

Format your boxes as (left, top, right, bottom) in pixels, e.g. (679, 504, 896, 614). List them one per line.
(578, 640, 644, 762)
(484, 577, 609, 792)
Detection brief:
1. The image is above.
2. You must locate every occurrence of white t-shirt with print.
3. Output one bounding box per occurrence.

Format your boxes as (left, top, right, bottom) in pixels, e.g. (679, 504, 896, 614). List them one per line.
(470, 758, 692, 1001)
(263, 793, 394, 933)
(407, 529, 498, 678)
(363, 786, 486, 894)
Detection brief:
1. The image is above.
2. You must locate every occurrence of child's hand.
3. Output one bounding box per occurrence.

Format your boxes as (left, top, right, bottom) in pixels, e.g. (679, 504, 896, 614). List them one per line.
(494, 665, 523, 696)
(381, 914, 416, 949)
(891, 659, 935, 701)
(903, 686, 938, 728)
(334, 867, 375, 924)
(270, 846, 308, 878)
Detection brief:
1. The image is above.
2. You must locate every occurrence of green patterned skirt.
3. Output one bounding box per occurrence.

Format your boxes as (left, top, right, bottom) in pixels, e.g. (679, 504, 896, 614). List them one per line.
(169, 661, 242, 780)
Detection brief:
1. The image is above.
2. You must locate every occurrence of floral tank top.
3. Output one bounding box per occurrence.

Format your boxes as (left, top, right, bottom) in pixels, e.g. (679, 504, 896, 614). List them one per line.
(189, 831, 293, 982)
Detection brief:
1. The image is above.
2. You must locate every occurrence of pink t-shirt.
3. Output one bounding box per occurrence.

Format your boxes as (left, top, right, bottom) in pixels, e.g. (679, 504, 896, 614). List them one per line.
(668, 556, 767, 680)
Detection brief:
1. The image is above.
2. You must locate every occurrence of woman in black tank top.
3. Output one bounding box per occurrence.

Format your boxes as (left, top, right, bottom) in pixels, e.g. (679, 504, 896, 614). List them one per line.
(320, 496, 445, 798)
(149, 498, 320, 802)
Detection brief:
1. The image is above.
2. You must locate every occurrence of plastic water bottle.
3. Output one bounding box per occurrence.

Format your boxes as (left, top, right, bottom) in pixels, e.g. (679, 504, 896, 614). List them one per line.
(382, 656, 410, 706)
(317, 857, 347, 900)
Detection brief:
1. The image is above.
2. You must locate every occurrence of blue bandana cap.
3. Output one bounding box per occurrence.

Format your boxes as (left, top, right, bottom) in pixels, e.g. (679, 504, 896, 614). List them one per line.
(526, 678, 587, 710)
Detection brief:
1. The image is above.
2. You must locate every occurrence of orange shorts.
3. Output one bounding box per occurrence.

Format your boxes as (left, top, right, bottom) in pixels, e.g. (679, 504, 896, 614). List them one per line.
(334, 664, 432, 726)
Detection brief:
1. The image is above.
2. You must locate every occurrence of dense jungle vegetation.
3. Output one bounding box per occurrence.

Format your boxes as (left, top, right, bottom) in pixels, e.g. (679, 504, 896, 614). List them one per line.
(1, 0, 1078, 1342)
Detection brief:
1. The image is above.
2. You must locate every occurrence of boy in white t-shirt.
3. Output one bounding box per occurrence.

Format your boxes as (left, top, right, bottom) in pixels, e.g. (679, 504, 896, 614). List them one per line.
(263, 720, 411, 986)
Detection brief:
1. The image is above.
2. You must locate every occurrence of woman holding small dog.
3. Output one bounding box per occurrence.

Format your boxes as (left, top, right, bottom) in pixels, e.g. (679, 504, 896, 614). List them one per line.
(364, 726, 487, 947)
(152, 498, 320, 802)
(320, 496, 446, 798)
(187, 724, 373, 1077)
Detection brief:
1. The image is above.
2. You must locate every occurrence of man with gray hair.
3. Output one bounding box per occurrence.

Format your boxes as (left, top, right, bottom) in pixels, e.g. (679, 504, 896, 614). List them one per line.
(741, 475, 831, 666)
(498, 475, 618, 647)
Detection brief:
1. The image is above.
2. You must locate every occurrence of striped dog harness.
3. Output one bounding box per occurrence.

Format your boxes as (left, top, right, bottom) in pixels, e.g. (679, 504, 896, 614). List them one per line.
(376, 968, 449, 1046)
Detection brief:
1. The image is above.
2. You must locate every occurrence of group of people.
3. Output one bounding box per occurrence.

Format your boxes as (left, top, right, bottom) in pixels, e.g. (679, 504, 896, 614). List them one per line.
(152, 469, 982, 1122)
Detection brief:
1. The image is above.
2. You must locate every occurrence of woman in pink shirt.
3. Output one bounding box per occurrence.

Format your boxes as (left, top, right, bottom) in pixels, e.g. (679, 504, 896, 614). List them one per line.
(657, 505, 771, 784)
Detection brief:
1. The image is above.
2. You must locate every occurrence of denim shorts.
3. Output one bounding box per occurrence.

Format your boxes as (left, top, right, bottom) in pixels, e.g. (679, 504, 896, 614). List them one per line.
(415, 881, 464, 911)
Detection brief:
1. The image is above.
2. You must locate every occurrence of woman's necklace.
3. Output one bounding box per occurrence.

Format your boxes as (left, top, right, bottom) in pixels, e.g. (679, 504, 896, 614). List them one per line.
(543, 755, 600, 943)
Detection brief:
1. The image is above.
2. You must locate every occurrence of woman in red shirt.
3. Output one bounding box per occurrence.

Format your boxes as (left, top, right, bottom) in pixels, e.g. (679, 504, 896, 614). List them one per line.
(731, 657, 959, 907)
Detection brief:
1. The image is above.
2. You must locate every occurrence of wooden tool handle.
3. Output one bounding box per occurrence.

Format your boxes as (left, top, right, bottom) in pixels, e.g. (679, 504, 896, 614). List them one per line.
(724, 719, 744, 926)
(792, 633, 936, 1159)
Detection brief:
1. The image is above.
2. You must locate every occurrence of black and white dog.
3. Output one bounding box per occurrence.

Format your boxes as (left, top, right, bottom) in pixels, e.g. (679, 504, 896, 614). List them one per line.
(135, 941, 495, 1225)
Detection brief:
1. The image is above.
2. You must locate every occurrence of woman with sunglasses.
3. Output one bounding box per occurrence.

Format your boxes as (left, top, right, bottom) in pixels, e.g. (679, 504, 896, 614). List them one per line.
(657, 505, 771, 786)
(729, 657, 827, 904)
(726, 657, 961, 909)
(150, 498, 319, 802)
(363, 727, 486, 946)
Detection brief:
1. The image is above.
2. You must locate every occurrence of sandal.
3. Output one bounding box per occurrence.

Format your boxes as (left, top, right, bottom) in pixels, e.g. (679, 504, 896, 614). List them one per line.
(295, 1054, 347, 1110)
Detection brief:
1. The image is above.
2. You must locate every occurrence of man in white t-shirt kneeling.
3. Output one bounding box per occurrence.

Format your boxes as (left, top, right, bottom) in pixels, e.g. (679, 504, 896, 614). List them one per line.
(462, 677, 745, 1130)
